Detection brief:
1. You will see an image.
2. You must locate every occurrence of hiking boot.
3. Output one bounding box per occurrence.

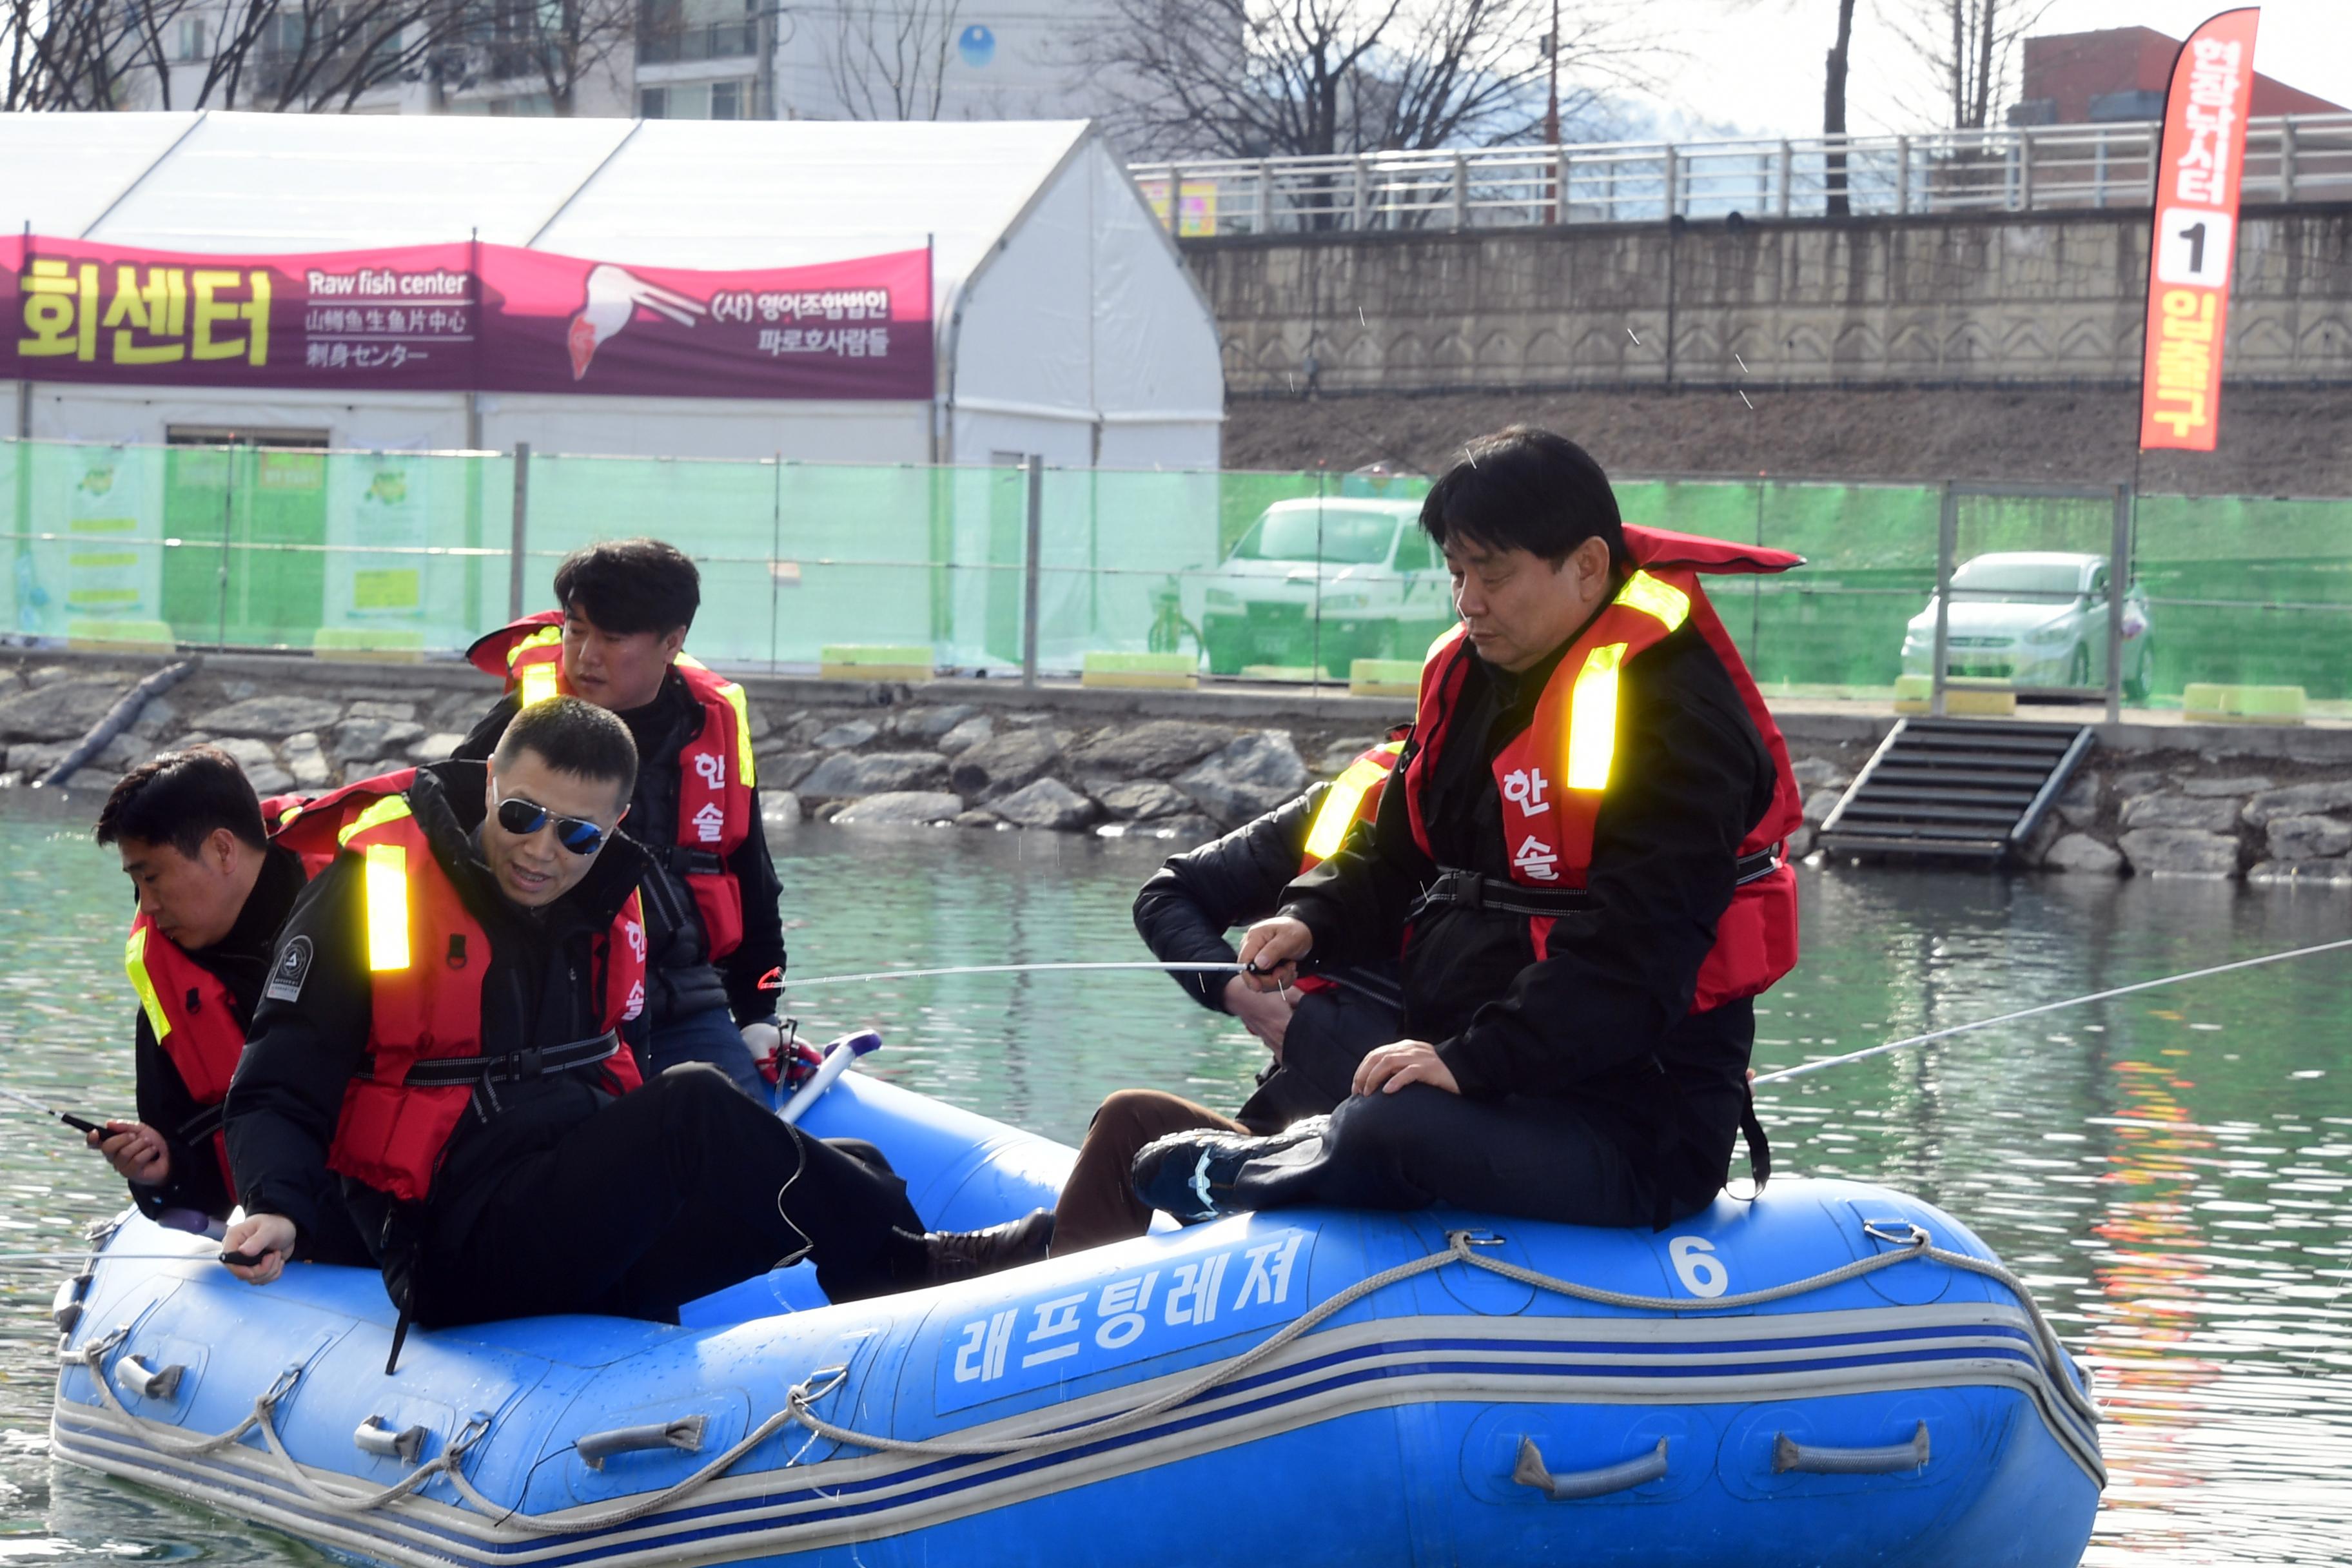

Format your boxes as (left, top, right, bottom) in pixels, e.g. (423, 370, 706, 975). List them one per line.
(1130, 1117, 1329, 1224)
(925, 1207, 1055, 1284)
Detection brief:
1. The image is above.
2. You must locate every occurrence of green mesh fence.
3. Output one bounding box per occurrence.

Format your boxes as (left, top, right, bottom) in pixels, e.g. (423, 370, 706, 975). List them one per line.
(3, 437, 2346, 709)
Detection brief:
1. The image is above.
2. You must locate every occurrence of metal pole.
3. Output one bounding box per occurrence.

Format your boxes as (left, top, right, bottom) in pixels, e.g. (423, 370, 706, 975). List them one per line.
(2017, 128, 2035, 211)
(2106, 482, 2130, 721)
(1256, 159, 1273, 234)
(1778, 140, 1792, 217)
(1019, 454, 1043, 688)
(1163, 166, 1182, 236)
(2093, 130, 2108, 209)
(1353, 153, 1369, 230)
(507, 441, 531, 620)
(1663, 146, 1679, 220)
(2279, 118, 2297, 204)
(1931, 483, 1956, 718)
(1896, 136, 1911, 214)
(1451, 153, 1469, 230)
(1554, 146, 1571, 226)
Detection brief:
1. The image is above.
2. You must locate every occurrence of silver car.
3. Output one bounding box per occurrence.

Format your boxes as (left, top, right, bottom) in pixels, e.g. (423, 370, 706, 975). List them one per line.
(1901, 551, 2153, 698)
(1189, 499, 1453, 676)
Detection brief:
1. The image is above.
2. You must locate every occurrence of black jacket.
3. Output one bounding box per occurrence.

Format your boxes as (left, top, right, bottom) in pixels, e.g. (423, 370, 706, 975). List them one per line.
(224, 761, 654, 1286)
(456, 672, 785, 1030)
(125, 844, 306, 1223)
(1280, 616, 1776, 1209)
(1133, 786, 1328, 1012)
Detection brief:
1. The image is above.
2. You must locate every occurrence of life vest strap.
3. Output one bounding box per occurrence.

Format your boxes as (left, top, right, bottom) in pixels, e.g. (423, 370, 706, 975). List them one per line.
(658, 845, 729, 877)
(370, 1030, 624, 1088)
(1408, 868, 1594, 922)
(1734, 847, 1783, 886)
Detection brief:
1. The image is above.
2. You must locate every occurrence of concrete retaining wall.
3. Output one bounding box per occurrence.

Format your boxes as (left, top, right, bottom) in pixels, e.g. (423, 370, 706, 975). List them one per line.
(1188, 205, 2352, 396)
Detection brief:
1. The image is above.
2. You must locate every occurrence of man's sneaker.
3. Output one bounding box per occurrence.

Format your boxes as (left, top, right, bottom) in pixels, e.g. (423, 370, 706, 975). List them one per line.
(1130, 1118, 1329, 1224)
(925, 1207, 1055, 1284)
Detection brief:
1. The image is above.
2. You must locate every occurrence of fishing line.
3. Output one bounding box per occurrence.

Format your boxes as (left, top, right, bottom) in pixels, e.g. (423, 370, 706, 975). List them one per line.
(783, 961, 1247, 989)
(0, 1083, 104, 1134)
(1752, 936, 2352, 1087)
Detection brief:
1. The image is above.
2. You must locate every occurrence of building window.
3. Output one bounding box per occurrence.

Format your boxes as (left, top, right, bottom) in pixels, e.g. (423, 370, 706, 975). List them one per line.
(175, 17, 206, 59)
(710, 79, 743, 119)
(640, 86, 668, 117)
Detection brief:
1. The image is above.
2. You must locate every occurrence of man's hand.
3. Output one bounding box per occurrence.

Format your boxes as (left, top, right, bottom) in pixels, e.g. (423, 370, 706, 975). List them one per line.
(1352, 1039, 1460, 1098)
(1235, 917, 1312, 992)
(89, 1121, 170, 1185)
(220, 1213, 297, 1285)
(1221, 974, 1295, 1057)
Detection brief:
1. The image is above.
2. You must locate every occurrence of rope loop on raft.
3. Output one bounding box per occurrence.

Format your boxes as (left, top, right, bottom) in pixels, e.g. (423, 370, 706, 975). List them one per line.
(65, 1220, 2101, 1534)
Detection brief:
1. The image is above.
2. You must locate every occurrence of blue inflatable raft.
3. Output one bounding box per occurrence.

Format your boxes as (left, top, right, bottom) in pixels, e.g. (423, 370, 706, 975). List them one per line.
(48, 1069, 2102, 1567)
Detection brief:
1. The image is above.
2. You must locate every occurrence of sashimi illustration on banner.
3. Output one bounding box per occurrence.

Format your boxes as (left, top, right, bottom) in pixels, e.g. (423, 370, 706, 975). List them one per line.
(2138, 8, 2260, 453)
(0, 235, 934, 400)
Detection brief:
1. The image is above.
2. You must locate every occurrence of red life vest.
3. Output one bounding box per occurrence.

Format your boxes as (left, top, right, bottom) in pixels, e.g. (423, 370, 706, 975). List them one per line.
(466, 612, 757, 961)
(123, 916, 244, 1204)
(1404, 525, 1803, 1014)
(275, 774, 648, 1204)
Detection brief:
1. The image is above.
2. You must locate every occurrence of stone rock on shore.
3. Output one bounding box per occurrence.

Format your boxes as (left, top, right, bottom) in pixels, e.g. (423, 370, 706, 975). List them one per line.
(2121, 794, 2240, 833)
(892, 705, 976, 741)
(331, 716, 425, 765)
(0, 677, 139, 743)
(2248, 858, 2352, 885)
(213, 737, 293, 794)
(799, 751, 948, 798)
(2044, 833, 2124, 874)
(2119, 828, 2241, 877)
(1063, 720, 1230, 778)
(1801, 788, 1843, 826)
(833, 791, 963, 827)
(762, 751, 822, 790)
(281, 732, 332, 789)
(1120, 812, 1224, 846)
(1788, 756, 1849, 791)
(1176, 731, 1308, 824)
(1095, 779, 1190, 820)
(2242, 780, 2352, 827)
(994, 778, 1097, 830)
(937, 716, 994, 756)
(812, 719, 881, 750)
(949, 730, 1061, 800)
(2180, 774, 2273, 798)
(188, 695, 346, 738)
(2266, 814, 2352, 861)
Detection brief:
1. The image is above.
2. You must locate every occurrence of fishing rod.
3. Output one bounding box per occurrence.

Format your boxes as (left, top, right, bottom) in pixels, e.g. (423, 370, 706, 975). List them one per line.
(783, 960, 1247, 989)
(1752, 935, 2352, 1087)
(0, 1083, 104, 1136)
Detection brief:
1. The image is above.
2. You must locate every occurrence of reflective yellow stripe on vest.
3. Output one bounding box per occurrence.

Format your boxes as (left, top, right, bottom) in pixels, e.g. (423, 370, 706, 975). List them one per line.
(512, 626, 564, 708)
(1303, 742, 1403, 861)
(1565, 643, 1630, 792)
(124, 925, 173, 1041)
(339, 794, 413, 848)
(1615, 569, 1690, 632)
(364, 844, 411, 972)
(717, 679, 756, 788)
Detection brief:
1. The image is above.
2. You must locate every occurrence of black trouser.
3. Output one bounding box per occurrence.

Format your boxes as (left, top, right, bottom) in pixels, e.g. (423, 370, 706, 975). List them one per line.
(1226, 1084, 1698, 1229)
(411, 1064, 928, 1326)
(1233, 985, 1400, 1133)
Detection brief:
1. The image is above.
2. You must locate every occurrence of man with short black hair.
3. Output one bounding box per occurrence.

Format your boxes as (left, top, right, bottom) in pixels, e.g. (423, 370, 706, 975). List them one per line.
(457, 538, 785, 1097)
(92, 747, 361, 1259)
(224, 698, 1047, 1341)
(1135, 427, 1805, 1231)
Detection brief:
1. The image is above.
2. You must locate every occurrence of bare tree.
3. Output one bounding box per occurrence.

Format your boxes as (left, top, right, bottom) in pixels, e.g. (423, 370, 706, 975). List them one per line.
(199, 0, 461, 111)
(1884, 0, 2059, 130)
(451, 0, 639, 114)
(1085, 0, 1655, 161)
(1823, 0, 1857, 215)
(5, 0, 200, 109)
(821, 0, 963, 121)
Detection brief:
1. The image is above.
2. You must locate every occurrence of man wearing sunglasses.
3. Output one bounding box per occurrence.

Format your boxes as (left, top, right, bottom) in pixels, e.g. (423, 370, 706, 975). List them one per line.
(221, 699, 1043, 1349)
(458, 538, 784, 1099)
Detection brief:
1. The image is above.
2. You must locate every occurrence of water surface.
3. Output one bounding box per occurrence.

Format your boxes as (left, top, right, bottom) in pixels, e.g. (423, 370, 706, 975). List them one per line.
(1, 801, 2347, 1565)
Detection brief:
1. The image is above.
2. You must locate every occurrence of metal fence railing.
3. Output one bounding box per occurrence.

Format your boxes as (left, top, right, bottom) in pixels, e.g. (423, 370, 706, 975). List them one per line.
(2, 437, 2346, 711)
(1129, 113, 2352, 237)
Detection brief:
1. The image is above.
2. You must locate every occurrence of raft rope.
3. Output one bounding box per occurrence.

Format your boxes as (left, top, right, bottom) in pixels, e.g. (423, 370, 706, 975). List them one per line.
(1752, 935, 2352, 1086)
(60, 1220, 2097, 1534)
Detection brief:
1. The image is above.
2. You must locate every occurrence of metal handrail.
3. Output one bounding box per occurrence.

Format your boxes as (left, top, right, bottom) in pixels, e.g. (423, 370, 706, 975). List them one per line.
(1129, 113, 2352, 236)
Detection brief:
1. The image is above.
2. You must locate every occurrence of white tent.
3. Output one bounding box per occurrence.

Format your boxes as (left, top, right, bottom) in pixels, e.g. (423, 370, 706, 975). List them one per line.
(2, 112, 1224, 469)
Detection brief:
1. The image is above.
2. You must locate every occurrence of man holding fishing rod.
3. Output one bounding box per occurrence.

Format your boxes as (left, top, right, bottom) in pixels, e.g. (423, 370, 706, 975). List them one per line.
(218, 698, 1048, 1359)
(1133, 427, 1805, 1232)
(74, 747, 366, 1260)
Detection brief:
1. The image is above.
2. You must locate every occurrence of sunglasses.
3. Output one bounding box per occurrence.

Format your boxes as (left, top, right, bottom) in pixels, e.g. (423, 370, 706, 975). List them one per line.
(491, 783, 612, 856)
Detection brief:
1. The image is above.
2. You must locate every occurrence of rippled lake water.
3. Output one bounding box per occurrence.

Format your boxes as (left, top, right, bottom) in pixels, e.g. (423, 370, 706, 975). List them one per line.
(1, 798, 2347, 1566)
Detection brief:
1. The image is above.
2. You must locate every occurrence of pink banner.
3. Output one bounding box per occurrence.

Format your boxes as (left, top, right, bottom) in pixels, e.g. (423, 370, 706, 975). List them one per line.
(1, 235, 934, 401)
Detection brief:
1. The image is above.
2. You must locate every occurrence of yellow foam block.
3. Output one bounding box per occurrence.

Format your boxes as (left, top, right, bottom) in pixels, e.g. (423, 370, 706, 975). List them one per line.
(313, 628, 426, 664)
(821, 645, 934, 683)
(66, 618, 176, 655)
(2182, 683, 2306, 724)
(1082, 652, 1198, 691)
(1349, 658, 1420, 698)
(1894, 673, 2017, 716)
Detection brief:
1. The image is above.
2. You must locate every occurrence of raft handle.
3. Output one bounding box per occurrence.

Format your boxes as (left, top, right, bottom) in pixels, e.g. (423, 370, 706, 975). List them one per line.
(115, 1355, 184, 1401)
(578, 1415, 708, 1469)
(355, 1416, 429, 1464)
(1512, 1436, 1668, 1500)
(52, 1276, 88, 1334)
(1773, 1421, 1930, 1475)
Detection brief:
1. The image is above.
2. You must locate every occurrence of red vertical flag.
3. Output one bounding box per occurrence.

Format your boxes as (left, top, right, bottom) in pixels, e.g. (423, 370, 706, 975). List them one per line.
(2139, 8, 2261, 452)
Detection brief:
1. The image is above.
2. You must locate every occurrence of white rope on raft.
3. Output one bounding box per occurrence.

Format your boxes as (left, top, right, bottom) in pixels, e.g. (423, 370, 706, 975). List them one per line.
(1753, 935, 2352, 1086)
